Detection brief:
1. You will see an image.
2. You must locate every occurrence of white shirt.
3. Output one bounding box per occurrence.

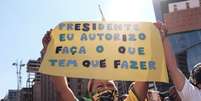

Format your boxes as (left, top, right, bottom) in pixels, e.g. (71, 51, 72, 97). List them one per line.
(177, 79, 201, 101)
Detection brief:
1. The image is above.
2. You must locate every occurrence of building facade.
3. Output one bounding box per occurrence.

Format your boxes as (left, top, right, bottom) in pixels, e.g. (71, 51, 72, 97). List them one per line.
(152, 0, 201, 93)
(3, 90, 17, 101)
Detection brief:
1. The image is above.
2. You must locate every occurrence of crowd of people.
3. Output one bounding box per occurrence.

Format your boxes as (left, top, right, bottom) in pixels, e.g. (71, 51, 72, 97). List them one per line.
(42, 22, 201, 101)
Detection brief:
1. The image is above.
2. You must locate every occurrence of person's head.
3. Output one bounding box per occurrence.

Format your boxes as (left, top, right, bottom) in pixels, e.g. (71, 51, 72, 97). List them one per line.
(88, 79, 118, 101)
(147, 90, 161, 101)
(190, 62, 201, 89)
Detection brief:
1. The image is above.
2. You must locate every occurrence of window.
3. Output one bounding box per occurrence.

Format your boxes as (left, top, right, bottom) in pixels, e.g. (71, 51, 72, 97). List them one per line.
(186, 2, 190, 9)
(200, 0, 201, 6)
(174, 4, 178, 11)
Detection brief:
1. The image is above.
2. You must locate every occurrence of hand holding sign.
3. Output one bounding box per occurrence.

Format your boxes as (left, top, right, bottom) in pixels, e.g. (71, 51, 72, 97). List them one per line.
(40, 21, 168, 82)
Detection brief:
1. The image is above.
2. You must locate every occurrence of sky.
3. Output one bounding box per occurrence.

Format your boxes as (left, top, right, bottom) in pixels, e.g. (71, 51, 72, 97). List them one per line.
(0, 0, 155, 99)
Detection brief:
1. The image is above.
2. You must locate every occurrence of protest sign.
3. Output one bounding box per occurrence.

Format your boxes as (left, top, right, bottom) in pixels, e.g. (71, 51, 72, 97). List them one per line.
(39, 21, 168, 82)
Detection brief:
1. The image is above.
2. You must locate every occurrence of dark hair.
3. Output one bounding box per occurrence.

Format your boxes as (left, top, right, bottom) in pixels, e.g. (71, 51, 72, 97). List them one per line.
(191, 63, 201, 85)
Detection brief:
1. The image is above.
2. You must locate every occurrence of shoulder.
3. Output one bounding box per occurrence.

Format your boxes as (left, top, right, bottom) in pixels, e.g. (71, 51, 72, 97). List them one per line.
(177, 79, 201, 100)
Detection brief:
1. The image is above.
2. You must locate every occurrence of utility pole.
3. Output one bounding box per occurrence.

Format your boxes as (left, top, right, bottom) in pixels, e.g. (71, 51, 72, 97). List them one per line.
(12, 60, 25, 101)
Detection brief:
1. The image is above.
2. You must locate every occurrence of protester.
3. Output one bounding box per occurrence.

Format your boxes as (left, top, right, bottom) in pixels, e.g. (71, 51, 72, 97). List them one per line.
(159, 22, 201, 101)
(87, 80, 118, 101)
(52, 77, 148, 101)
(42, 29, 149, 101)
(41, 22, 196, 101)
(88, 79, 149, 101)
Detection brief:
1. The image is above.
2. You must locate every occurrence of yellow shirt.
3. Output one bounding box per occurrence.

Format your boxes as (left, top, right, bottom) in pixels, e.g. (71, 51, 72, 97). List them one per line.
(124, 90, 147, 101)
(124, 90, 138, 101)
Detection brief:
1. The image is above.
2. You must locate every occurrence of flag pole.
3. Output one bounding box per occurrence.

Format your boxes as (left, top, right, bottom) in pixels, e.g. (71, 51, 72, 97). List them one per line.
(98, 4, 106, 21)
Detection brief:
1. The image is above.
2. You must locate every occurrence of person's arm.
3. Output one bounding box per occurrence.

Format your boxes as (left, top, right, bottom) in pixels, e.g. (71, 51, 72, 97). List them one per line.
(41, 30, 77, 101)
(51, 76, 78, 101)
(159, 23, 186, 91)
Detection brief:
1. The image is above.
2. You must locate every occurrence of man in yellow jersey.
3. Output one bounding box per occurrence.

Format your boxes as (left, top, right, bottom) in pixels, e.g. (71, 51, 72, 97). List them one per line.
(42, 29, 148, 101)
(52, 77, 148, 101)
(41, 22, 168, 101)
